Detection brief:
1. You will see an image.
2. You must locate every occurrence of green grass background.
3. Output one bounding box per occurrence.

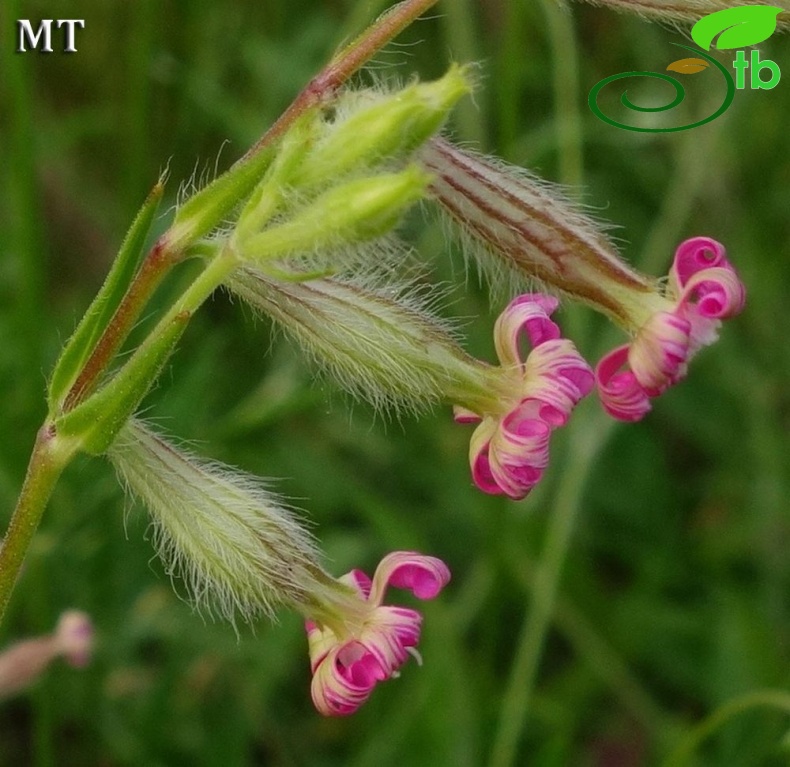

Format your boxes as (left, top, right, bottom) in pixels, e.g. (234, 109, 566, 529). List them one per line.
(1, 1, 789, 765)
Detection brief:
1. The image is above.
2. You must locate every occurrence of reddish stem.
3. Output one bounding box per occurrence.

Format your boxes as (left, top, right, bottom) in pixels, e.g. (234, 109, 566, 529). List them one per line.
(242, 0, 440, 161)
(63, 238, 174, 411)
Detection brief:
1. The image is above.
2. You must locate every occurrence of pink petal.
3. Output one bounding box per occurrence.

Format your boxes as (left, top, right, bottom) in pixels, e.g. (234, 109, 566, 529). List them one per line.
(494, 294, 562, 368)
(524, 339, 595, 418)
(311, 645, 379, 716)
(370, 552, 452, 604)
(595, 345, 652, 422)
(679, 266, 746, 321)
(671, 236, 729, 288)
(471, 444, 505, 495)
(628, 311, 691, 395)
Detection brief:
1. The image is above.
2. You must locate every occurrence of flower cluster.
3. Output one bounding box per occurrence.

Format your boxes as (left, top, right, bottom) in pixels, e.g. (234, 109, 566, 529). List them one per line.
(29, 2, 749, 724)
(90, 116, 745, 719)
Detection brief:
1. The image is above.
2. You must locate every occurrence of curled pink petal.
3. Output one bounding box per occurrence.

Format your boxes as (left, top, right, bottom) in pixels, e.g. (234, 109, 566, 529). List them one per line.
(456, 294, 594, 499)
(628, 311, 691, 395)
(488, 411, 550, 499)
(679, 266, 746, 321)
(371, 551, 451, 601)
(306, 551, 450, 716)
(596, 346, 652, 422)
(670, 236, 729, 287)
(470, 441, 503, 495)
(311, 643, 381, 716)
(494, 293, 561, 367)
(597, 237, 745, 422)
(526, 339, 595, 418)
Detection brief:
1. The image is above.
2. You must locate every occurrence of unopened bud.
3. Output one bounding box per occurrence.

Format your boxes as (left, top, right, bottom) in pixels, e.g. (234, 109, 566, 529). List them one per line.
(294, 64, 472, 188)
(241, 167, 431, 267)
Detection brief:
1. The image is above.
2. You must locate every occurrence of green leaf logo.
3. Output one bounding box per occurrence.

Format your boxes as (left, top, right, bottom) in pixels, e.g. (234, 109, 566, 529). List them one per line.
(691, 5, 783, 51)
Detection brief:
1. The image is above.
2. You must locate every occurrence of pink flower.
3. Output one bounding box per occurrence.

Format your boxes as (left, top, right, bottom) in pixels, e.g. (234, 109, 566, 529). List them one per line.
(0, 611, 94, 699)
(305, 551, 450, 716)
(596, 237, 746, 421)
(454, 294, 594, 500)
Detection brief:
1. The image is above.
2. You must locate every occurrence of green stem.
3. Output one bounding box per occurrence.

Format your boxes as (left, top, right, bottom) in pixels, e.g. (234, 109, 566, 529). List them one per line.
(504, 546, 670, 737)
(0, 426, 78, 625)
(488, 414, 612, 767)
(4, 257, 236, 609)
(158, 247, 239, 322)
(56, 247, 241, 456)
(661, 690, 790, 767)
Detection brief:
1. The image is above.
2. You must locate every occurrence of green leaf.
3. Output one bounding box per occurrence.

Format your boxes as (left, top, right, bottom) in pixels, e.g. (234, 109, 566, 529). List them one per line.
(47, 178, 165, 414)
(691, 6, 782, 51)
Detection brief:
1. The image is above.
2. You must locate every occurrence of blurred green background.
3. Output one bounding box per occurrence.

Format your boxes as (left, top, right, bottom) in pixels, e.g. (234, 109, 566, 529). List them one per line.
(1, 1, 789, 765)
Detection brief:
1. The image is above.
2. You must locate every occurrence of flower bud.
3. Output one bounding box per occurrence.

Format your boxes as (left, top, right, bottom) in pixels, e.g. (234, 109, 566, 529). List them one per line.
(232, 67, 470, 261)
(293, 64, 472, 188)
(240, 167, 432, 268)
